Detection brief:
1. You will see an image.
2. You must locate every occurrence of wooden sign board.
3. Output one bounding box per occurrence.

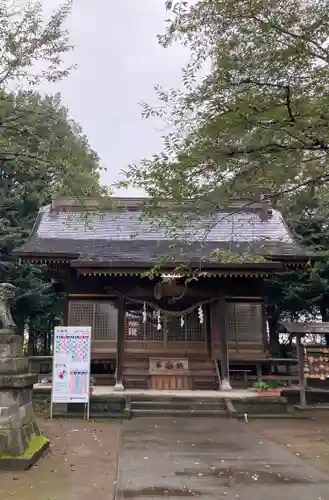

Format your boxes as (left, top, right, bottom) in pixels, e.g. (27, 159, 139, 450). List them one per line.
(149, 358, 189, 375)
(304, 346, 329, 380)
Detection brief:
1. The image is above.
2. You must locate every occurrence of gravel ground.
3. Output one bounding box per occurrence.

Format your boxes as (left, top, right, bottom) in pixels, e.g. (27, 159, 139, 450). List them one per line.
(0, 419, 121, 500)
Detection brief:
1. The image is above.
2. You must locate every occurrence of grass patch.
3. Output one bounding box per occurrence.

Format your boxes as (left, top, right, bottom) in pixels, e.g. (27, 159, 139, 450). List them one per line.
(0, 435, 49, 459)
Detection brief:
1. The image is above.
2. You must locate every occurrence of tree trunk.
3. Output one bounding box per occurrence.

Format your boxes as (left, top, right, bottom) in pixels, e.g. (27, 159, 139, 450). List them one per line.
(27, 328, 34, 356)
(15, 315, 25, 337)
(43, 330, 47, 355)
(320, 307, 329, 346)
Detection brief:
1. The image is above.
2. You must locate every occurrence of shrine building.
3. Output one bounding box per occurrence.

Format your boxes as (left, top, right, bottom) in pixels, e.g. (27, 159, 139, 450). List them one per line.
(16, 197, 310, 391)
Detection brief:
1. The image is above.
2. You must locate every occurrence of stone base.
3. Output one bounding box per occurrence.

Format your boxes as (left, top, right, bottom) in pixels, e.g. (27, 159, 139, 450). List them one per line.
(0, 435, 49, 471)
(220, 379, 232, 391)
(113, 382, 124, 392)
(0, 328, 40, 457)
(0, 386, 40, 456)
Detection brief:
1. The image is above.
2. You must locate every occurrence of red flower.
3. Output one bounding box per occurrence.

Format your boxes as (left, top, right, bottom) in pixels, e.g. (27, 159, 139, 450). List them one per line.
(268, 376, 275, 380)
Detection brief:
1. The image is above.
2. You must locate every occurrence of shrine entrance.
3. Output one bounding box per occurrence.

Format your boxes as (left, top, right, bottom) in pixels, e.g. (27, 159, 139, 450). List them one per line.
(124, 301, 208, 354)
(123, 300, 211, 390)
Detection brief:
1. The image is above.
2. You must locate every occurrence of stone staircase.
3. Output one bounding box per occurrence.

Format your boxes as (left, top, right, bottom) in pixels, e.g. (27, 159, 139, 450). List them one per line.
(129, 395, 228, 417)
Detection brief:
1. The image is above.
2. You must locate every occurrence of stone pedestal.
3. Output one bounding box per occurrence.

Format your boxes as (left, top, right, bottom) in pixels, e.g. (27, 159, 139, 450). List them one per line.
(0, 329, 40, 457)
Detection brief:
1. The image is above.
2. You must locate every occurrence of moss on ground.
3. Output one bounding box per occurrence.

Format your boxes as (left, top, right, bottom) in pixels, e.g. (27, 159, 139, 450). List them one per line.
(0, 435, 49, 459)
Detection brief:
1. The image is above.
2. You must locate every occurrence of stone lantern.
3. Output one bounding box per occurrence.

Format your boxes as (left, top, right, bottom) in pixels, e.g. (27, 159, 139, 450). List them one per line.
(0, 283, 47, 468)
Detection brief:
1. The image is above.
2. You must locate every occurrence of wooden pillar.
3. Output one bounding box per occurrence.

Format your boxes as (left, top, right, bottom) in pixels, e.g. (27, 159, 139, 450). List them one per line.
(205, 304, 212, 356)
(296, 334, 306, 407)
(114, 296, 125, 392)
(214, 296, 232, 391)
(63, 293, 69, 325)
(261, 302, 268, 355)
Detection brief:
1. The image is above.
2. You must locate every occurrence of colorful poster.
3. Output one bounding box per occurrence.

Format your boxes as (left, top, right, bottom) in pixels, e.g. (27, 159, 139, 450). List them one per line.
(51, 326, 92, 404)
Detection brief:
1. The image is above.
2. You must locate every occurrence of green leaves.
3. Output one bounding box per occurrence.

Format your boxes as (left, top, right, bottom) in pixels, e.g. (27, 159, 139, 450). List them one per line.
(0, 91, 107, 202)
(265, 187, 329, 335)
(0, 0, 74, 86)
(0, 90, 104, 341)
(125, 0, 329, 207)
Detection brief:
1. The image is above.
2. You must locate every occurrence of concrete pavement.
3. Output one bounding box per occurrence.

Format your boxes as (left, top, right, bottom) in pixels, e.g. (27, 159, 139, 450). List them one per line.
(115, 417, 329, 499)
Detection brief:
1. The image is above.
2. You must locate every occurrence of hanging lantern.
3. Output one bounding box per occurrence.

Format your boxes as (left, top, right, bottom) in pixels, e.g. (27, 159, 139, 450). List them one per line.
(142, 302, 147, 324)
(156, 310, 162, 331)
(180, 316, 185, 328)
(198, 305, 204, 324)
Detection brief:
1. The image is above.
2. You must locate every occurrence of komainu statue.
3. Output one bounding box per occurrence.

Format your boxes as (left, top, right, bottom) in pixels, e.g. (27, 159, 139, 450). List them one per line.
(0, 283, 16, 329)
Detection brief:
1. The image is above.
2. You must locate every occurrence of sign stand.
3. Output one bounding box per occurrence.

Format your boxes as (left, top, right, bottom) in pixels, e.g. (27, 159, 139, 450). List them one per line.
(50, 326, 92, 419)
(296, 334, 306, 407)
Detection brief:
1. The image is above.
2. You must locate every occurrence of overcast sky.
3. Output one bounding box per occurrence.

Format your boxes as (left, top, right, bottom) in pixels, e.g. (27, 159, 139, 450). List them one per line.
(41, 0, 189, 195)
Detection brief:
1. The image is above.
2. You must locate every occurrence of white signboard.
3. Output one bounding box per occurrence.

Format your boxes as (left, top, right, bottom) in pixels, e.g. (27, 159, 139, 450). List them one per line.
(51, 326, 92, 408)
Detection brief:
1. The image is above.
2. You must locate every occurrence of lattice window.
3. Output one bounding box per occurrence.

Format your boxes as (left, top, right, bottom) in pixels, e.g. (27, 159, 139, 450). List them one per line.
(68, 301, 118, 339)
(124, 304, 206, 343)
(146, 311, 164, 341)
(166, 316, 184, 341)
(226, 303, 263, 343)
(68, 302, 94, 329)
(125, 310, 144, 339)
(185, 310, 206, 342)
(166, 311, 206, 342)
(125, 302, 165, 341)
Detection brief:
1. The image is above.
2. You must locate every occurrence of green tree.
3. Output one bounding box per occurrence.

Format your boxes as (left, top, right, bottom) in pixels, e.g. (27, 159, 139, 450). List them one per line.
(0, 90, 104, 348)
(123, 0, 329, 209)
(0, 0, 73, 86)
(0, 0, 107, 350)
(0, 0, 109, 199)
(0, 91, 107, 200)
(265, 187, 329, 351)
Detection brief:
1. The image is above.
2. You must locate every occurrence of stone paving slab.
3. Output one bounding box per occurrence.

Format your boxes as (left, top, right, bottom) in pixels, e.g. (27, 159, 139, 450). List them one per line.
(115, 417, 329, 500)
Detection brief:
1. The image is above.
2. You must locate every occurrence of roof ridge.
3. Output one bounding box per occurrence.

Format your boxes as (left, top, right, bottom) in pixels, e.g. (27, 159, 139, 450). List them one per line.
(49, 197, 274, 215)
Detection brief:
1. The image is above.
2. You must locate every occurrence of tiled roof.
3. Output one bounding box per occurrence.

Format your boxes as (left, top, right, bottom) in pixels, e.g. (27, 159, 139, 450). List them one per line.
(16, 198, 308, 266)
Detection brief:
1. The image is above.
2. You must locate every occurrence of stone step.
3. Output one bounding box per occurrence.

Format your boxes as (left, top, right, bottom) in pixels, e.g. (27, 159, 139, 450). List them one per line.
(193, 380, 219, 390)
(130, 400, 226, 411)
(236, 413, 309, 420)
(131, 408, 228, 417)
(52, 411, 127, 419)
(128, 395, 224, 403)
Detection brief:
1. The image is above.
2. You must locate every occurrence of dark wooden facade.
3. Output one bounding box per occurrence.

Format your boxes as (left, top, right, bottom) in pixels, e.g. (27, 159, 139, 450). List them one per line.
(62, 273, 270, 390)
(16, 197, 311, 390)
